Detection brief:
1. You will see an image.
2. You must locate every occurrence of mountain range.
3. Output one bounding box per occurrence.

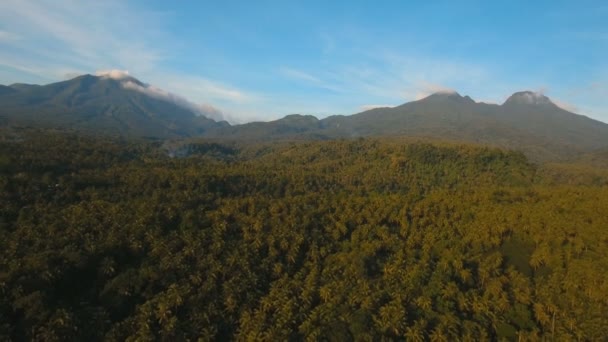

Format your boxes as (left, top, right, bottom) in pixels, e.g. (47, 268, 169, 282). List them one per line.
(1, 74, 608, 161)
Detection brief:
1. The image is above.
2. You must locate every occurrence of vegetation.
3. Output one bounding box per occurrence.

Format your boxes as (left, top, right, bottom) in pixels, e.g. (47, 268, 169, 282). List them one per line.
(206, 92, 608, 163)
(1, 129, 607, 340)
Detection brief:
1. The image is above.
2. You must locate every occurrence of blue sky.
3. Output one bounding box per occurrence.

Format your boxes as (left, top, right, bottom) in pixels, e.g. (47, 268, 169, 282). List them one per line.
(0, 0, 607, 123)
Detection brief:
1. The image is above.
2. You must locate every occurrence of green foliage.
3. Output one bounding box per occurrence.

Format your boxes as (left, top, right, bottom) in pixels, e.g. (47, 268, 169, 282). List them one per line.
(1, 130, 607, 340)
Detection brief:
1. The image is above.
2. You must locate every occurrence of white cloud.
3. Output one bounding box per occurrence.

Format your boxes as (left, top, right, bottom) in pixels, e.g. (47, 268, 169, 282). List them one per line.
(160, 74, 258, 105)
(279, 66, 343, 92)
(280, 66, 321, 83)
(96, 69, 132, 80)
(408, 82, 457, 100)
(552, 98, 579, 112)
(1, 1, 603, 123)
(0, 0, 255, 122)
(119, 77, 225, 121)
(520, 91, 545, 103)
(0, 0, 166, 72)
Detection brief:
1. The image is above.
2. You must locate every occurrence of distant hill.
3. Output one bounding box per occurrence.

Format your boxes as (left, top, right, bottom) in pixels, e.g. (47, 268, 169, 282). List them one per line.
(205, 91, 608, 161)
(0, 74, 225, 138)
(206, 114, 328, 141)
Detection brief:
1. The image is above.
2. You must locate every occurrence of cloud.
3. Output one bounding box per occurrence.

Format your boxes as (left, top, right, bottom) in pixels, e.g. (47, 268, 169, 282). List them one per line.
(189, 79, 251, 102)
(0, 0, 165, 81)
(118, 76, 225, 121)
(160, 74, 258, 105)
(0, 0, 254, 122)
(552, 98, 579, 112)
(0, 0, 166, 71)
(96, 69, 132, 80)
(280, 67, 321, 83)
(1, 1, 603, 123)
(506, 89, 559, 106)
(279, 66, 343, 92)
(407, 82, 457, 100)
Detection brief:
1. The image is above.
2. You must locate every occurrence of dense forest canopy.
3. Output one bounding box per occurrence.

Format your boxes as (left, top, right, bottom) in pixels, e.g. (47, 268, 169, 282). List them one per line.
(1, 128, 608, 340)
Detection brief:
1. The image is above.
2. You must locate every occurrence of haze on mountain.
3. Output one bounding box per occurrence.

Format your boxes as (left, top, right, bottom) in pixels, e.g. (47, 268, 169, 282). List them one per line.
(1, 74, 608, 161)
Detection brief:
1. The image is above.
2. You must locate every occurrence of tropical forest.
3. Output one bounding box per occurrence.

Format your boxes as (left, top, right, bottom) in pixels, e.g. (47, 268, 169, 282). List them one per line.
(2, 2, 608, 340)
(1, 129, 607, 341)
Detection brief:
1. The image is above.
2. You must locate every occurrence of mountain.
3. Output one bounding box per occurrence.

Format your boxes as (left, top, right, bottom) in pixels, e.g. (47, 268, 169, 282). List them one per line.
(0, 74, 225, 137)
(206, 91, 608, 161)
(2, 73, 607, 161)
(206, 114, 327, 141)
(0, 85, 17, 96)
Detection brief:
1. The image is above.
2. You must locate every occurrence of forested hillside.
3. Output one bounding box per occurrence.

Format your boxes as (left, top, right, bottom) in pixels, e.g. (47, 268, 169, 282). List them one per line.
(204, 92, 608, 163)
(1, 129, 607, 340)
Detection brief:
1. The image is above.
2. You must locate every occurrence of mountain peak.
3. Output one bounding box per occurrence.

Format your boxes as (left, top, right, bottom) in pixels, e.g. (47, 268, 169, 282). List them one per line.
(503, 91, 554, 106)
(93, 70, 145, 87)
(282, 114, 319, 120)
(8, 83, 41, 91)
(0, 72, 225, 138)
(95, 69, 132, 80)
(420, 91, 475, 104)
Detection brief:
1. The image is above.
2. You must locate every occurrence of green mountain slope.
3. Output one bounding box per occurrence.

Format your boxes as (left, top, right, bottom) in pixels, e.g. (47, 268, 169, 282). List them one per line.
(206, 91, 608, 161)
(206, 114, 326, 140)
(0, 75, 223, 137)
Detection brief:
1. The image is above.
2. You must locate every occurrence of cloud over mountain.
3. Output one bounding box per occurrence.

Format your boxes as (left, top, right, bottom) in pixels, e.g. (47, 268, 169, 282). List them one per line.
(412, 83, 458, 100)
(96, 69, 225, 121)
(96, 70, 133, 80)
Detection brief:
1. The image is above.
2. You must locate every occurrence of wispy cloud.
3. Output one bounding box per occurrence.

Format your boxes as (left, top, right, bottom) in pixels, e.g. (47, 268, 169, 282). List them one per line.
(0, 0, 255, 122)
(552, 98, 579, 113)
(406, 82, 457, 100)
(279, 66, 343, 92)
(265, 54, 492, 120)
(1, 1, 604, 123)
(90, 69, 225, 120)
(148, 73, 264, 123)
(0, 0, 165, 74)
(280, 66, 321, 83)
(159, 73, 260, 105)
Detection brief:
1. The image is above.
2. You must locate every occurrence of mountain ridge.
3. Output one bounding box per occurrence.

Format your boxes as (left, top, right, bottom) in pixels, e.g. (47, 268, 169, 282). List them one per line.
(1, 74, 608, 161)
(203, 90, 608, 161)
